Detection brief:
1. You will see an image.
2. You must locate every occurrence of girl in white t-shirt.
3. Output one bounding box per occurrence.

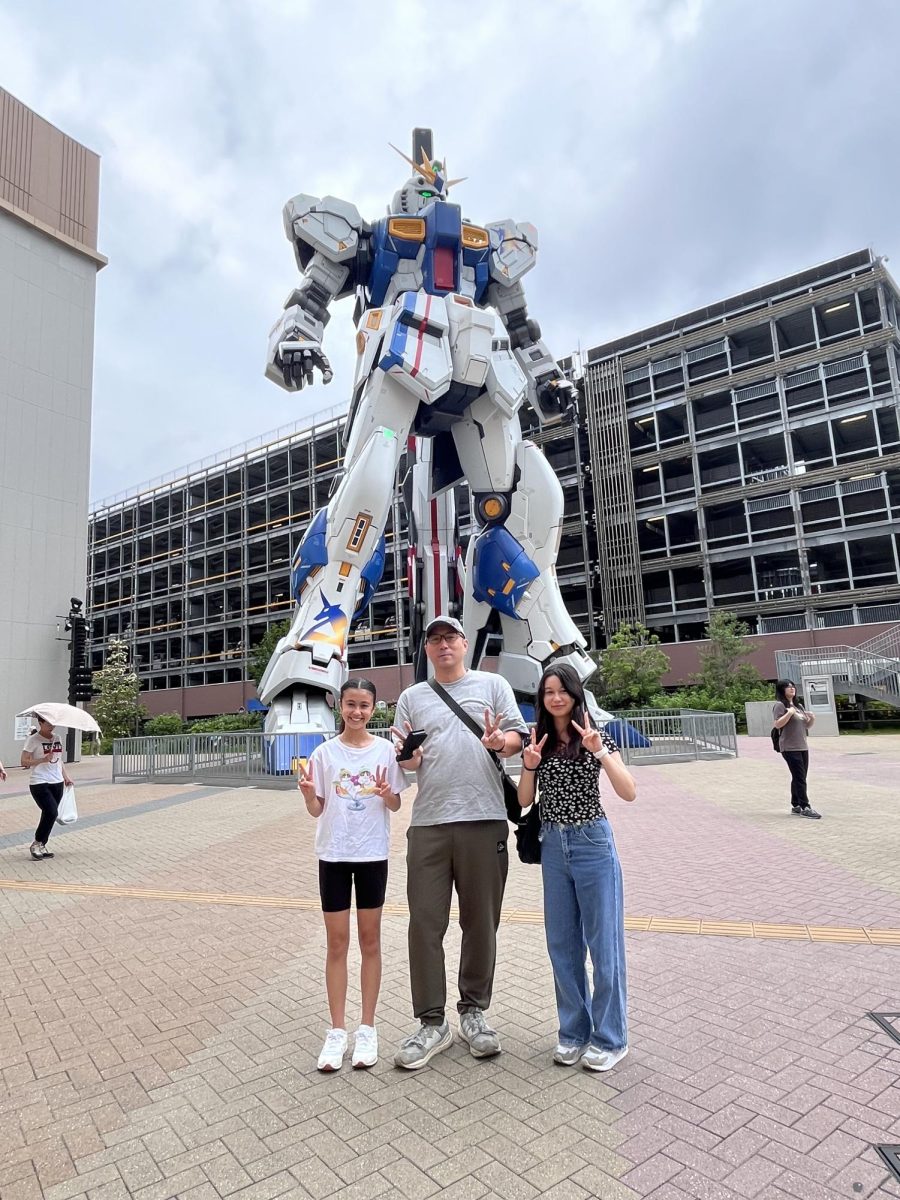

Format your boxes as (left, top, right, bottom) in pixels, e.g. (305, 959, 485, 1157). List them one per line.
(20, 716, 72, 859)
(298, 679, 404, 1072)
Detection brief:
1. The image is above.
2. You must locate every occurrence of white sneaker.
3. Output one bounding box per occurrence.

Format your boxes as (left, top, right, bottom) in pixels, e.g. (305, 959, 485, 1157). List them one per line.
(581, 1044, 629, 1072)
(352, 1025, 378, 1069)
(317, 1028, 347, 1072)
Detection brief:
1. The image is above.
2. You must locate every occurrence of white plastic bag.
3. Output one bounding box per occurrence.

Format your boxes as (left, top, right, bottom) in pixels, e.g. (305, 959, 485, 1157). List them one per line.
(57, 784, 78, 825)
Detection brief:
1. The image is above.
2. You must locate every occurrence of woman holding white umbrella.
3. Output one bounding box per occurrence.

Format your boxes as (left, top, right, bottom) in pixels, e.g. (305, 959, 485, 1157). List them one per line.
(20, 714, 73, 859)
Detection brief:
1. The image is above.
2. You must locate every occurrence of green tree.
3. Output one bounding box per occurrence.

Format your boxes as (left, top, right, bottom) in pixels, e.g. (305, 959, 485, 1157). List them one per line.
(249, 619, 291, 687)
(91, 637, 147, 747)
(591, 621, 671, 709)
(696, 611, 762, 697)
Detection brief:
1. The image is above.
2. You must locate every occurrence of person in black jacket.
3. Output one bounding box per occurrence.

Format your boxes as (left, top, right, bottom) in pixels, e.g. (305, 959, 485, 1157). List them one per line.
(772, 679, 821, 819)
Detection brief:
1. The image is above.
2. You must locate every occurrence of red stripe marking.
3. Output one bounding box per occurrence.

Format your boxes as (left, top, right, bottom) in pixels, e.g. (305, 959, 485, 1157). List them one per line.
(410, 295, 431, 379)
(430, 497, 442, 617)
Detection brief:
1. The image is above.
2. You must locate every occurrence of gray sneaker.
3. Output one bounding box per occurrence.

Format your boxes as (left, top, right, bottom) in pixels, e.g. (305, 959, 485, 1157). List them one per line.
(553, 1042, 588, 1066)
(394, 1021, 452, 1070)
(458, 1009, 501, 1058)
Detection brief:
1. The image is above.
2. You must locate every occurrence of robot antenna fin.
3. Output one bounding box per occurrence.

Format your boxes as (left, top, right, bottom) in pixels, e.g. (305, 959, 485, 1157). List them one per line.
(389, 142, 467, 191)
(389, 142, 436, 183)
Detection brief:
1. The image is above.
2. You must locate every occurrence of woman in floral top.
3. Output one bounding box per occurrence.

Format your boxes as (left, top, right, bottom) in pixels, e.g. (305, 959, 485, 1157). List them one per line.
(517, 664, 636, 1072)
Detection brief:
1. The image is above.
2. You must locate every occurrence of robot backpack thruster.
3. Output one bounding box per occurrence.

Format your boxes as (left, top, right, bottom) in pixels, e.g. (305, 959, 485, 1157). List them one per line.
(258, 129, 597, 740)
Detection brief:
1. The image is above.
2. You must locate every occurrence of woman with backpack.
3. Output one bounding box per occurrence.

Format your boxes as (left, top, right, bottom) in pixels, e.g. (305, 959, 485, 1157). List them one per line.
(772, 679, 821, 819)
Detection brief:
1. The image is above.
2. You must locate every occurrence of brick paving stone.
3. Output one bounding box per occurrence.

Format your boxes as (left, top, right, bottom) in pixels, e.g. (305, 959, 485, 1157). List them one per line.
(522, 1149, 591, 1191)
(538, 1183, 593, 1200)
(380, 1156, 442, 1199)
(425, 1146, 492, 1190)
(428, 1179, 490, 1200)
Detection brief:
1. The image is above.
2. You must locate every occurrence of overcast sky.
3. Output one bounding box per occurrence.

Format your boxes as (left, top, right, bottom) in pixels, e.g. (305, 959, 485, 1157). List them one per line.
(2, 0, 899, 505)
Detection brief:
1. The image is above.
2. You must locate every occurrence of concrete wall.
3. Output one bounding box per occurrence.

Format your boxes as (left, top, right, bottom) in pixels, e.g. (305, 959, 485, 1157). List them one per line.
(658, 621, 897, 686)
(0, 212, 98, 766)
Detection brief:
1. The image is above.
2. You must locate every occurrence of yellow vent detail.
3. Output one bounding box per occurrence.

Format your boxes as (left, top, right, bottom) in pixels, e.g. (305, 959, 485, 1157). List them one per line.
(366, 309, 383, 330)
(388, 217, 426, 242)
(462, 225, 489, 249)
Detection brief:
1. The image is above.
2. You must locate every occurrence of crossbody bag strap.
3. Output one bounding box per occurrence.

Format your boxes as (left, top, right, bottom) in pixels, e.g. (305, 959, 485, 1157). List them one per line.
(426, 677, 505, 776)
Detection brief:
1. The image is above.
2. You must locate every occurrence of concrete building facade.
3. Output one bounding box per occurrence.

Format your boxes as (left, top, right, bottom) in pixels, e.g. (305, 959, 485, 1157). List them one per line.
(0, 89, 105, 766)
(573, 248, 900, 644)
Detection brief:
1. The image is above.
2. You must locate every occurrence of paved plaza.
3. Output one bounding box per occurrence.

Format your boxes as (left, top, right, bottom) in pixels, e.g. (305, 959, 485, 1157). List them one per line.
(1, 735, 899, 1200)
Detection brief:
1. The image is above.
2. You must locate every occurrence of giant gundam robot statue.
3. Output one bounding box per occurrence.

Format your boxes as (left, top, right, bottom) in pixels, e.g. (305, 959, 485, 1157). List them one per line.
(258, 129, 596, 740)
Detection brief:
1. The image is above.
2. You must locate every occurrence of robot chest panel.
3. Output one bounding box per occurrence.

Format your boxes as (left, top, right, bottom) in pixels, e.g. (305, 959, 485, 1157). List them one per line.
(369, 206, 490, 305)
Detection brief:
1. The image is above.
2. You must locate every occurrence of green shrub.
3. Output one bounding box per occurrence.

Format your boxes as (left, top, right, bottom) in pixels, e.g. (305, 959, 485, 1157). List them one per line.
(649, 682, 772, 730)
(187, 714, 263, 733)
(143, 712, 186, 736)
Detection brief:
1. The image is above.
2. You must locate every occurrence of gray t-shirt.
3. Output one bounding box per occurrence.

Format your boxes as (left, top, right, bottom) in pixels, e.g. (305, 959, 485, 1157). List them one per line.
(773, 701, 809, 751)
(395, 670, 527, 826)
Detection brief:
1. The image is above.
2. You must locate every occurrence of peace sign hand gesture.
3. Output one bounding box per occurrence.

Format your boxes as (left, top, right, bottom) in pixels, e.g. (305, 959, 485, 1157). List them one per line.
(372, 765, 394, 802)
(297, 760, 317, 806)
(482, 710, 506, 753)
(571, 710, 604, 755)
(523, 727, 548, 771)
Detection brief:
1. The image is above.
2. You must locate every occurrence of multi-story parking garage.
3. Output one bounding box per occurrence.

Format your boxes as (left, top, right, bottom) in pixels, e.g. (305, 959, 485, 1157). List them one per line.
(574, 248, 900, 642)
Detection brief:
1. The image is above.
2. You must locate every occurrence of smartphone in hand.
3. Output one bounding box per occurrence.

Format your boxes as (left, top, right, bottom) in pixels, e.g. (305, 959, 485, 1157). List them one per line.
(397, 729, 428, 761)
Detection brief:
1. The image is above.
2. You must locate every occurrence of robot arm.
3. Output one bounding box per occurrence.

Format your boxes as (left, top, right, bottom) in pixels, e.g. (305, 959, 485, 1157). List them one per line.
(486, 219, 576, 423)
(265, 193, 366, 392)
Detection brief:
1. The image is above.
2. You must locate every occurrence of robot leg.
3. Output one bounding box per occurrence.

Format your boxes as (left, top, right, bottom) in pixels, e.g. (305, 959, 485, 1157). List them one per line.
(259, 371, 418, 735)
(456, 413, 597, 700)
(403, 436, 462, 681)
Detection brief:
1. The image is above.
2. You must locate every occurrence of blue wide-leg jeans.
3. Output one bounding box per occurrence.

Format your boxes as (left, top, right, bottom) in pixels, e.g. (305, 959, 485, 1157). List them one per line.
(540, 818, 627, 1051)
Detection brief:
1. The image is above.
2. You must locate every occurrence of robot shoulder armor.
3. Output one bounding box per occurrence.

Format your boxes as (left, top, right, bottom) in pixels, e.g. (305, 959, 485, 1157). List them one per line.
(487, 219, 538, 285)
(283, 193, 363, 263)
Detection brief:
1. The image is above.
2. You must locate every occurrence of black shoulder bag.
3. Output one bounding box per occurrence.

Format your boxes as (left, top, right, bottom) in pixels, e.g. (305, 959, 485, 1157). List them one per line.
(426, 678, 523, 824)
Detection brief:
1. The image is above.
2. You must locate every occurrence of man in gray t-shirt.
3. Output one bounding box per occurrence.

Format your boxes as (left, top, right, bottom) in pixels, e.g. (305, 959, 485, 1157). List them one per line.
(392, 617, 527, 1070)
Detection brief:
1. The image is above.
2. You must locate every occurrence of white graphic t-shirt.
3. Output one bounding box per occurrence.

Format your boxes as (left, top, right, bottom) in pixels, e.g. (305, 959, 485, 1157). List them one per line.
(309, 736, 405, 862)
(23, 731, 64, 784)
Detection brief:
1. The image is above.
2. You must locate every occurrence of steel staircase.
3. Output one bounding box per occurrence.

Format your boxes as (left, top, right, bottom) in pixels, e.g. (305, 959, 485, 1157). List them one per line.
(775, 625, 900, 707)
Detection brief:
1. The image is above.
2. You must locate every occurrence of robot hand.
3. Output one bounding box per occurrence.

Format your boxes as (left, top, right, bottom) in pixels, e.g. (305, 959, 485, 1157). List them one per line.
(276, 339, 334, 391)
(535, 374, 577, 420)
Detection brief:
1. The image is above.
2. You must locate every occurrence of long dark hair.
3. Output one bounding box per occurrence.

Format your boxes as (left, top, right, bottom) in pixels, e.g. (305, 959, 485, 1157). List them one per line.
(337, 678, 377, 732)
(775, 679, 804, 710)
(535, 663, 589, 760)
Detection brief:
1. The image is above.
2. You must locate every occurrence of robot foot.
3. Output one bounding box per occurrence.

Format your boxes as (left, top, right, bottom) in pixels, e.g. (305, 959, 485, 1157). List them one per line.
(258, 644, 344, 773)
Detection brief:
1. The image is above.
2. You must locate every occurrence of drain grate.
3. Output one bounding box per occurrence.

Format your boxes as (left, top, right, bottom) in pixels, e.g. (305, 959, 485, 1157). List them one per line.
(875, 1145, 900, 1184)
(866, 1012, 900, 1047)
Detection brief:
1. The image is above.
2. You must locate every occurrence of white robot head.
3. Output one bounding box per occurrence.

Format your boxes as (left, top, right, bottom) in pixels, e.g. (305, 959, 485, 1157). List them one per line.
(388, 144, 465, 215)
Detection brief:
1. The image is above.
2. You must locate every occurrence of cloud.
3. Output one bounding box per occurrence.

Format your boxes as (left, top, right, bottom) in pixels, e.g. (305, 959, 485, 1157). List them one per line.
(3, 0, 899, 502)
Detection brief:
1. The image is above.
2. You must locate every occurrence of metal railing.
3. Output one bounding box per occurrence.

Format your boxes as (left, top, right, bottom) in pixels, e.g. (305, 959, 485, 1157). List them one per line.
(859, 622, 900, 660)
(113, 729, 394, 787)
(775, 644, 900, 706)
(605, 709, 737, 764)
(113, 710, 738, 784)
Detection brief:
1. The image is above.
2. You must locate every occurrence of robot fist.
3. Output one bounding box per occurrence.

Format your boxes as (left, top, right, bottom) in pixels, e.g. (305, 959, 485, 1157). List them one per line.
(536, 375, 577, 420)
(277, 340, 333, 391)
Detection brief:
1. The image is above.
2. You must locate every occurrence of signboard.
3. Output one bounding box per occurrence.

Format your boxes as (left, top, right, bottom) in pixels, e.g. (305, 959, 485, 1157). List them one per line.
(14, 713, 33, 741)
(802, 674, 839, 736)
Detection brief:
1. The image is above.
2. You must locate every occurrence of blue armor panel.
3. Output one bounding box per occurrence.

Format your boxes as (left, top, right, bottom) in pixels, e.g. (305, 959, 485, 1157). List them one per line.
(471, 525, 541, 618)
(290, 508, 328, 604)
(368, 203, 491, 307)
(354, 534, 387, 619)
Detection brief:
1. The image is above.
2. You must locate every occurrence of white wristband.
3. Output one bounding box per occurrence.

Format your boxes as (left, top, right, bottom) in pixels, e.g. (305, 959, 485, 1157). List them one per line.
(593, 747, 610, 761)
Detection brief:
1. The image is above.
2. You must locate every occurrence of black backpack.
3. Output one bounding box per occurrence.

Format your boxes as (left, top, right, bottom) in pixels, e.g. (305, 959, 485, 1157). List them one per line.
(770, 726, 781, 753)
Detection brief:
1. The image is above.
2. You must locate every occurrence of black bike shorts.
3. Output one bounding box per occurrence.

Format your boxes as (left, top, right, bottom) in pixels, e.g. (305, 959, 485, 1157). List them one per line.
(318, 859, 389, 913)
